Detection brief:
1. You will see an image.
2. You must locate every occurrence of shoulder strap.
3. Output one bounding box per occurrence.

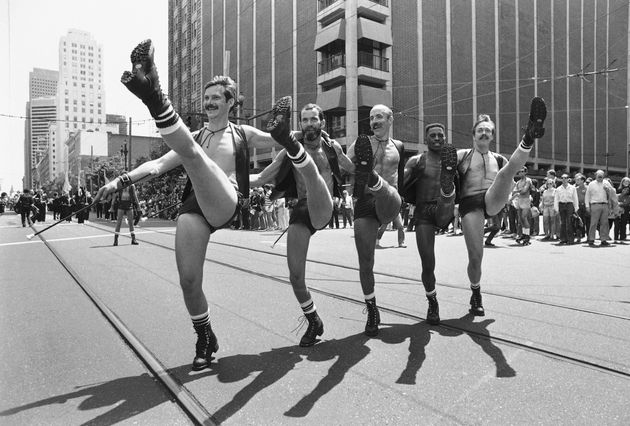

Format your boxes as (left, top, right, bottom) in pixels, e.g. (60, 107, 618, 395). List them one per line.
(231, 123, 250, 197)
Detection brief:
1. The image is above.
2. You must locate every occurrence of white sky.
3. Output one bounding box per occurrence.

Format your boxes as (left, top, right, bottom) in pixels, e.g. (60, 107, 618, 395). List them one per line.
(0, 0, 169, 192)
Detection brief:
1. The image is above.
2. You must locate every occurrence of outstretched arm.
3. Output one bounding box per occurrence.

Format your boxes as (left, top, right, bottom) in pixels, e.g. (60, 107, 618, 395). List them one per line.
(250, 149, 288, 187)
(93, 150, 182, 203)
(241, 124, 283, 150)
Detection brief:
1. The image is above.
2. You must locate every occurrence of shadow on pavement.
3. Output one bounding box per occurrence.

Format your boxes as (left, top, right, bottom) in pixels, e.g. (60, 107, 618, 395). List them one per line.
(201, 332, 371, 422)
(0, 364, 212, 425)
(378, 313, 516, 384)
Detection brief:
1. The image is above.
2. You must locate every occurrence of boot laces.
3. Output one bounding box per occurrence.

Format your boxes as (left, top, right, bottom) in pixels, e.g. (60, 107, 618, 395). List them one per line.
(363, 303, 378, 326)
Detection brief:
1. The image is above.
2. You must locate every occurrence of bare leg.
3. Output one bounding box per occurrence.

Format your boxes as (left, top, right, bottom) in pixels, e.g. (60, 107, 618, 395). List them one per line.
(461, 211, 485, 285)
(121, 40, 237, 227)
(266, 96, 332, 229)
(286, 224, 313, 304)
(415, 224, 437, 292)
(175, 214, 212, 316)
(354, 217, 379, 296)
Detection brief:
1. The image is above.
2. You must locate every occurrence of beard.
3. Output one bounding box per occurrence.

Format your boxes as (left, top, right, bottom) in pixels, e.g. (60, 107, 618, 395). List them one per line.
(303, 127, 321, 142)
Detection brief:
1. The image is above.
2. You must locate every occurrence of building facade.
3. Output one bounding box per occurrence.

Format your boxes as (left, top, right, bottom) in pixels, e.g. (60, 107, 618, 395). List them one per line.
(24, 68, 58, 188)
(55, 30, 107, 178)
(168, 0, 629, 177)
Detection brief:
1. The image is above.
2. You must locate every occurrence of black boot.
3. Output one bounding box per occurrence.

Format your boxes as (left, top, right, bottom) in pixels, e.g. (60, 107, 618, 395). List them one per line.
(192, 323, 219, 371)
(426, 294, 440, 325)
(364, 298, 380, 337)
(121, 40, 174, 124)
(521, 97, 547, 148)
(131, 233, 139, 245)
(469, 288, 485, 316)
(113, 235, 118, 246)
(299, 311, 324, 347)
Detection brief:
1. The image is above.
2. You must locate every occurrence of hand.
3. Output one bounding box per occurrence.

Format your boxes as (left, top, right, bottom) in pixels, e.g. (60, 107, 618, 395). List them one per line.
(93, 178, 120, 203)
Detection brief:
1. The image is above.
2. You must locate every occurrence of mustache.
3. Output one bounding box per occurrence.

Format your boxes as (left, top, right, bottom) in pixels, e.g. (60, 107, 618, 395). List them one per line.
(479, 134, 490, 140)
(204, 104, 218, 111)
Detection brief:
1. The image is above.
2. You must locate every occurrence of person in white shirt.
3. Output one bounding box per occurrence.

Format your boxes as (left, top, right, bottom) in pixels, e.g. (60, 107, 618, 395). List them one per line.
(585, 170, 614, 246)
(553, 174, 579, 244)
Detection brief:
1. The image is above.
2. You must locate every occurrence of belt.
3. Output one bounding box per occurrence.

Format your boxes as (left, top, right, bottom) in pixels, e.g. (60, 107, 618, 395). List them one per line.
(591, 202, 607, 204)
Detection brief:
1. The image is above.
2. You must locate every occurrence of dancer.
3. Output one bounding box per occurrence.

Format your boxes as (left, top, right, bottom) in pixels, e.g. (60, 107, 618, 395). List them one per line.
(253, 103, 350, 346)
(347, 104, 405, 336)
(402, 122, 457, 325)
(95, 40, 291, 370)
(457, 97, 546, 315)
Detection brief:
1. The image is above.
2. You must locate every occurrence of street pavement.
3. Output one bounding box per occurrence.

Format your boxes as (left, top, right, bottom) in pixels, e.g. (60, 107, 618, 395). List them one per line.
(1, 211, 628, 425)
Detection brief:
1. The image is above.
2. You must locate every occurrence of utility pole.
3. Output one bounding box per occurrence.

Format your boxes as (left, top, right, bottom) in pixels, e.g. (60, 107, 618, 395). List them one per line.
(128, 117, 132, 170)
(604, 152, 614, 176)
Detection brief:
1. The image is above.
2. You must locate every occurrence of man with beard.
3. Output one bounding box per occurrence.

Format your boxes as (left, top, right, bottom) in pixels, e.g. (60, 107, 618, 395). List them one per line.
(347, 104, 405, 337)
(253, 103, 353, 347)
(94, 39, 331, 371)
(457, 97, 547, 316)
(401, 123, 457, 325)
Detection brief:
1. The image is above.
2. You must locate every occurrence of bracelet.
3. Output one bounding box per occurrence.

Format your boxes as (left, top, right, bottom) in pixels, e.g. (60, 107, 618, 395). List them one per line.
(119, 173, 132, 186)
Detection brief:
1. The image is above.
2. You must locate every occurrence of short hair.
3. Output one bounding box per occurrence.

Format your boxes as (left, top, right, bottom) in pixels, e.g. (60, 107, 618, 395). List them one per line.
(204, 76, 238, 110)
(548, 169, 557, 177)
(425, 123, 445, 135)
(595, 169, 605, 177)
(472, 114, 495, 135)
(301, 103, 324, 121)
(574, 173, 585, 181)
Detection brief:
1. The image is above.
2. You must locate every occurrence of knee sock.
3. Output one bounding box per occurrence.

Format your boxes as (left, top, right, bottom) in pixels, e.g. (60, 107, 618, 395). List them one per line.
(287, 145, 312, 169)
(300, 299, 316, 315)
(426, 289, 437, 298)
(191, 310, 211, 328)
(367, 174, 382, 191)
(154, 104, 183, 135)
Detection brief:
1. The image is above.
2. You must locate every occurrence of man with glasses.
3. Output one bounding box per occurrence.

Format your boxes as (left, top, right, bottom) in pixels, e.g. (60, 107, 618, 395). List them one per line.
(402, 123, 457, 324)
(553, 173, 579, 244)
(456, 97, 547, 316)
(585, 170, 614, 246)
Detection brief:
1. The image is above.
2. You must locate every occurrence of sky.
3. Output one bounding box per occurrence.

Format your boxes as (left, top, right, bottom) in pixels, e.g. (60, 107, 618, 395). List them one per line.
(0, 0, 169, 193)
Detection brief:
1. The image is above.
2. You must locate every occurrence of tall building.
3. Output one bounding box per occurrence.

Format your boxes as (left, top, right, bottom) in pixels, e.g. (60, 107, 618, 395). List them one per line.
(168, 0, 629, 177)
(56, 29, 107, 177)
(24, 97, 57, 188)
(29, 68, 58, 99)
(24, 68, 58, 188)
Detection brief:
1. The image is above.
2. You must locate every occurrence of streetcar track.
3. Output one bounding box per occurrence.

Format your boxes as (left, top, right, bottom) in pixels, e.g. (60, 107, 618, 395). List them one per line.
(75, 222, 630, 378)
(124, 223, 630, 322)
(35, 231, 217, 425)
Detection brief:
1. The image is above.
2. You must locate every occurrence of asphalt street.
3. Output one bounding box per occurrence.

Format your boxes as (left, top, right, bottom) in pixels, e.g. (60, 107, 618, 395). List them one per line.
(1, 211, 628, 425)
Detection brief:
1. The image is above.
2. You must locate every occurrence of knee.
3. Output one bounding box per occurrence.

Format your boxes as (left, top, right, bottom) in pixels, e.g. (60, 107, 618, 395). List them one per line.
(179, 272, 202, 294)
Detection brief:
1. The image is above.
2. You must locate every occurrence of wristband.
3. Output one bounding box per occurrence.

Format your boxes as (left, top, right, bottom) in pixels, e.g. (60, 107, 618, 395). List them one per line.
(120, 173, 132, 186)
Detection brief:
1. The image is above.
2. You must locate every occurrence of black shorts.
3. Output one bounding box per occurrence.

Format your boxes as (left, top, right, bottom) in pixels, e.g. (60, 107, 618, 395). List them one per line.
(458, 192, 492, 219)
(289, 198, 318, 235)
(353, 193, 382, 225)
(178, 188, 242, 233)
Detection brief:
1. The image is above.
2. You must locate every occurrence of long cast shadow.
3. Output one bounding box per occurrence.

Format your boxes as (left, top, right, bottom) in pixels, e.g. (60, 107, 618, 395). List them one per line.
(377, 313, 516, 385)
(0, 364, 213, 425)
(207, 332, 371, 422)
